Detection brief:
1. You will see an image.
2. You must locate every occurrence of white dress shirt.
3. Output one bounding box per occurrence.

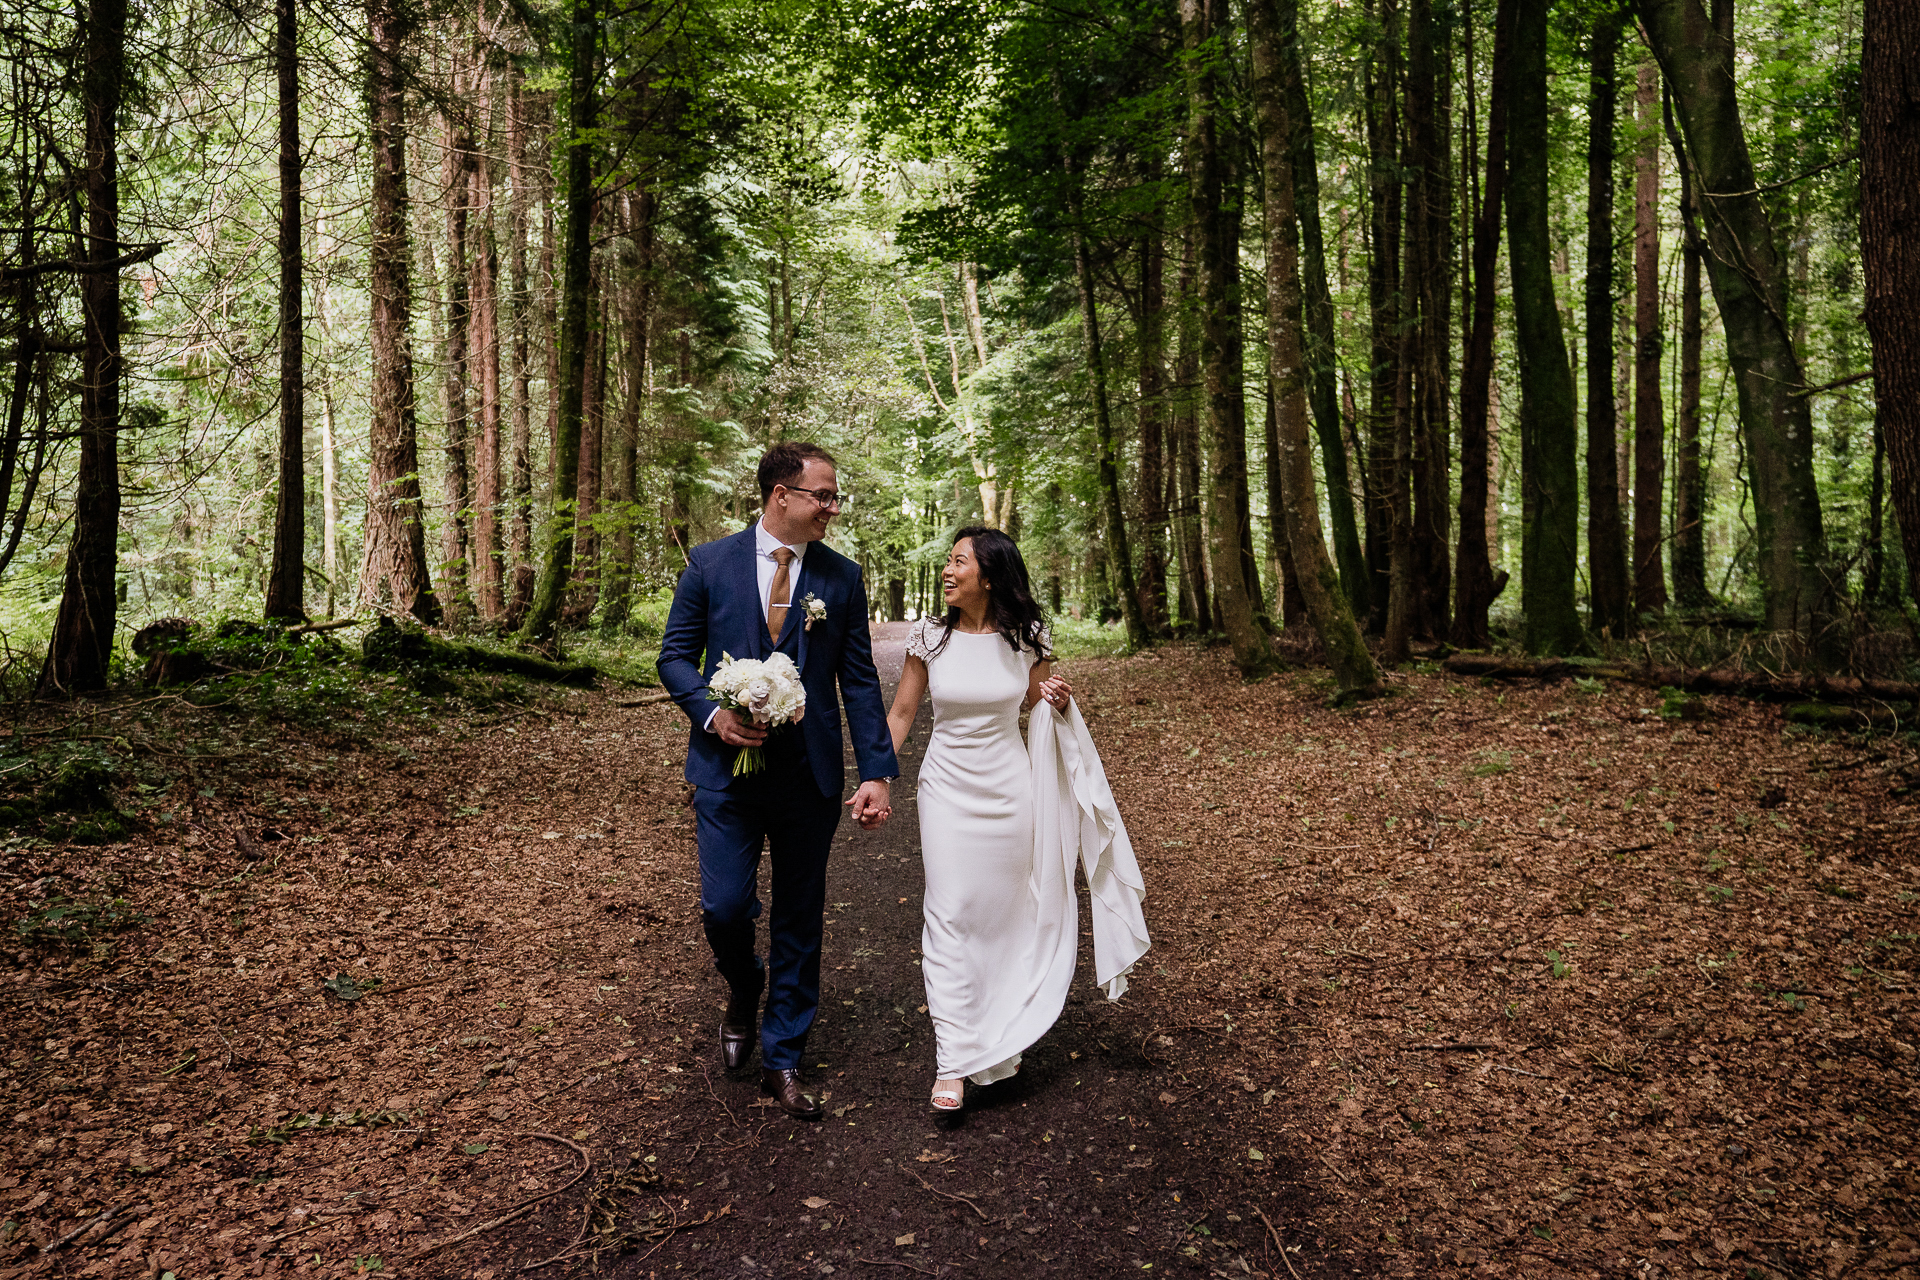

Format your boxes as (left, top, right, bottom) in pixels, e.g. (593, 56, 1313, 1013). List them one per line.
(753, 516, 809, 618)
(706, 518, 808, 733)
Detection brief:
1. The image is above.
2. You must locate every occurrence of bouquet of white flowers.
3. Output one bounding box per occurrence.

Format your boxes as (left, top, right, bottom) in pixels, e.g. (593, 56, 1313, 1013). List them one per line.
(706, 651, 807, 776)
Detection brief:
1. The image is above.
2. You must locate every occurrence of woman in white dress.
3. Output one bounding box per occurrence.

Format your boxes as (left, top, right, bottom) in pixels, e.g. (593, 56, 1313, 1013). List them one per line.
(884, 528, 1077, 1113)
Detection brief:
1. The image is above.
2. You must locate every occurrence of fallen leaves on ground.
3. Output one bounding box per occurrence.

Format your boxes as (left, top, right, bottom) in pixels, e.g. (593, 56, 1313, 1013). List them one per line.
(0, 640, 1913, 1280)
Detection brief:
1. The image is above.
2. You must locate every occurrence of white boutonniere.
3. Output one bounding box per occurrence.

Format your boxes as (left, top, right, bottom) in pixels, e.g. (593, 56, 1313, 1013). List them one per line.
(801, 593, 828, 631)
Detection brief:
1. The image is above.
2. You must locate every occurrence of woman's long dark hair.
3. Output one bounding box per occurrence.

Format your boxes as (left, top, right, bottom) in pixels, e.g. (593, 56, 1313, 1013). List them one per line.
(926, 526, 1052, 661)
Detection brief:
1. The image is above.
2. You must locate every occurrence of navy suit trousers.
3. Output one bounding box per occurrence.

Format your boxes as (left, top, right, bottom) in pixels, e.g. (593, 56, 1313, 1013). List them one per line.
(692, 756, 842, 1070)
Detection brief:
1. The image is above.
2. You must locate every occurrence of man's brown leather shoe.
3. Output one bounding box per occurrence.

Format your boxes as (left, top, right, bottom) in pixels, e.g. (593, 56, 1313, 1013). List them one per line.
(720, 991, 758, 1072)
(760, 1068, 823, 1121)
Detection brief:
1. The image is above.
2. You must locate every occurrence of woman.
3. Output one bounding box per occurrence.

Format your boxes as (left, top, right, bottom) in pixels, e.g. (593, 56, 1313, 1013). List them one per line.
(885, 527, 1146, 1114)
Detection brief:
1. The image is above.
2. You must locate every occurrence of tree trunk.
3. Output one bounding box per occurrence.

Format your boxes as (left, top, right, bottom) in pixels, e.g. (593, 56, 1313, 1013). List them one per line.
(1135, 230, 1171, 636)
(520, 0, 596, 644)
(604, 182, 653, 631)
(569, 284, 607, 621)
(1182, 0, 1277, 675)
(320, 382, 339, 616)
(1584, 11, 1631, 638)
(471, 96, 504, 623)
(1860, 0, 1920, 610)
(439, 108, 475, 622)
(356, 0, 438, 625)
(1277, 0, 1367, 616)
(1666, 86, 1710, 608)
(1632, 56, 1669, 614)
(1363, 0, 1402, 633)
(1249, 0, 1381, 692)
(1451, 0, 1514, 647)
(39, 0, 128, 694)
(1172, 221, 1213, 631)
(263, 0, 305, 623)
(505, 76, 536, 625)
(1638, 0, 1830, 643)
(539, 97, 561, 525)
(1406, 0, 1450, 640)
(1064, 169, 1146, 648)
(1509, 0, 1584, 655)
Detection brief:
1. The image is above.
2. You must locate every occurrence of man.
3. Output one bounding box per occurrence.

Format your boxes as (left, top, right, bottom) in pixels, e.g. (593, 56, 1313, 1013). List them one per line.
(657, 442, 898, 1120)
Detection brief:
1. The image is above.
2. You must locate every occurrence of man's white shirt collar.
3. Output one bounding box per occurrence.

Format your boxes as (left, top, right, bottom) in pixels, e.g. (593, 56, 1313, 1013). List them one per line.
(755, 518, 808, 565)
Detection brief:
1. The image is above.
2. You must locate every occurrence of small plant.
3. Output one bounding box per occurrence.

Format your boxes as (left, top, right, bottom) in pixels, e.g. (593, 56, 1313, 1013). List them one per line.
(1707, 884, 1736, 904)
(1467, 750, 1512, 778)
(246, 1107, 414, 1145)
(12, 893, 145, 947)
(1573, 676, 1604, 695)
(1545, 949, 1574, 979)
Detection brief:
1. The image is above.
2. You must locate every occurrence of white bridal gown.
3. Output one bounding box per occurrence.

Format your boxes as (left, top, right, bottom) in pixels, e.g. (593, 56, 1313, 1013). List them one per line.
(909, 619, 1150, 1085)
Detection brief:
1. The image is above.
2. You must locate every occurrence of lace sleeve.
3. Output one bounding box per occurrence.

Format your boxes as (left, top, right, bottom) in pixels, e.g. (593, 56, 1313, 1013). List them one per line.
(1030, 625, 1053, 666)
(905, 617, 935, 662)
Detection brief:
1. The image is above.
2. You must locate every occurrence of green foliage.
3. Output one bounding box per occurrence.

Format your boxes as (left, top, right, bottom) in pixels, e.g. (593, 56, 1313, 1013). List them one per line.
(1466, 749, 1513, 778)
(245, 1107, 415, 1145)
(322, 973, 382, 1001)
(1657, 687, 1707, 721)
(1047, 616, 1130, 662)
(11, 892, 146, 948)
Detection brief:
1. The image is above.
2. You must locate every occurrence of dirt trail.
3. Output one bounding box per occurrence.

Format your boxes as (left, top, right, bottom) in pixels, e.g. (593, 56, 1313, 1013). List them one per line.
(8, 633, 1911, 1280)
(485, 622, 1333, 1278)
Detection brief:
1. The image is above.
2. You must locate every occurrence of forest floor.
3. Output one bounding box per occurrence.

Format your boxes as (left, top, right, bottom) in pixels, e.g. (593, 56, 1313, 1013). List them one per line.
(2, 627, 1917, 1280)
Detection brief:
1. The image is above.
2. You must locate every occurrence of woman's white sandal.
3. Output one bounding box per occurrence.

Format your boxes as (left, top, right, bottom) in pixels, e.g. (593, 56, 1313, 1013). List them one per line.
(930, 1080, 964, 1113)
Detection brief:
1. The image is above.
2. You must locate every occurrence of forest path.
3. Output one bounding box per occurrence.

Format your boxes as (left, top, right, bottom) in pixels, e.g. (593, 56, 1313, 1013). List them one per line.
(481, 622, 1333, 1279)
(6, 637, 1912, 1280)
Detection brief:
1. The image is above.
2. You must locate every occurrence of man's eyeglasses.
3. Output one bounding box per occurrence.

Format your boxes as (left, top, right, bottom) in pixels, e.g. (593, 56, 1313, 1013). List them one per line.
(781, 485, 849, 509)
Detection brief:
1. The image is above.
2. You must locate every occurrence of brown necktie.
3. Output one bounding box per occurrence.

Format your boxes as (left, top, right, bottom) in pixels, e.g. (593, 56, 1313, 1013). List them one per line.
(767, 547, 795, 643)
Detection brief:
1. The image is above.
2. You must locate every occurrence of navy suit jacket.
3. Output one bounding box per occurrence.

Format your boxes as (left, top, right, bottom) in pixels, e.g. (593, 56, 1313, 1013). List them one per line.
(658, 526, 899, 797)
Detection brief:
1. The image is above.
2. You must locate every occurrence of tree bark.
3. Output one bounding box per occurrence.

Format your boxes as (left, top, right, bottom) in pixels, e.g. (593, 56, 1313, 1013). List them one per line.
(1584, 10, 1631, 638)
(1135, 230, 1171, 636)
(569, 282, 607, 621)
(439, 106, 476, 621)
(520, 0, 596, 644)
(357, 0, 439, 624)
(263, 0, 305, 623)
(1405, 0, 1450, 640)
(1638, 0, 1831, 643)
(603, 182, 653, 631)
(320, 382, 339, 616)
(39, 0, 128, 694)
(1249, 0, 1383, 693)
(1509, 0, 1584, 655)
(1667, 87, 1710, 608)
(1363, 0, 1402, 633)
(1172, 221, 1213, 630)
(1451, 0, 1514, 647)
(1182, 0, 1277, 675)
(1277, 0, 1367, 615)
(1632, 56, 1668, 614)
(471, 90, 504, 623)
(505, 76, 536, 625)
(1062, 141, 1146, 647)
(1860, 0, 1920, 609)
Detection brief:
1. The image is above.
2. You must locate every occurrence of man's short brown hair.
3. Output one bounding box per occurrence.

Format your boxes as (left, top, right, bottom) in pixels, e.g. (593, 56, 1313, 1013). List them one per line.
(758, 441, 837, 503)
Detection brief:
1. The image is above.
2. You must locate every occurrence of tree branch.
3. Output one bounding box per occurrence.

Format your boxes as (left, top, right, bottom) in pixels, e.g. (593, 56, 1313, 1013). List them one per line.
(0, 240, 166, 284)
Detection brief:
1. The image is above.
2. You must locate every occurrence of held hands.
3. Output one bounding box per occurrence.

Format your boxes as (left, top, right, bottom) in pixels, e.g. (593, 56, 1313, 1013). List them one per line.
(1038, 675, 1073, 712)
(847, 779, 892, 829)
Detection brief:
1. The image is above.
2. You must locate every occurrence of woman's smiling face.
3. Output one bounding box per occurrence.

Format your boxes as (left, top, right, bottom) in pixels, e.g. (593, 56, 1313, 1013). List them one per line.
(942, 538, 988, 612)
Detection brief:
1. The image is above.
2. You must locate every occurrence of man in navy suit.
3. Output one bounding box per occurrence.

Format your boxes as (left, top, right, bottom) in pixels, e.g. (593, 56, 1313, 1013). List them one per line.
(657, 442, 899, 1120)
